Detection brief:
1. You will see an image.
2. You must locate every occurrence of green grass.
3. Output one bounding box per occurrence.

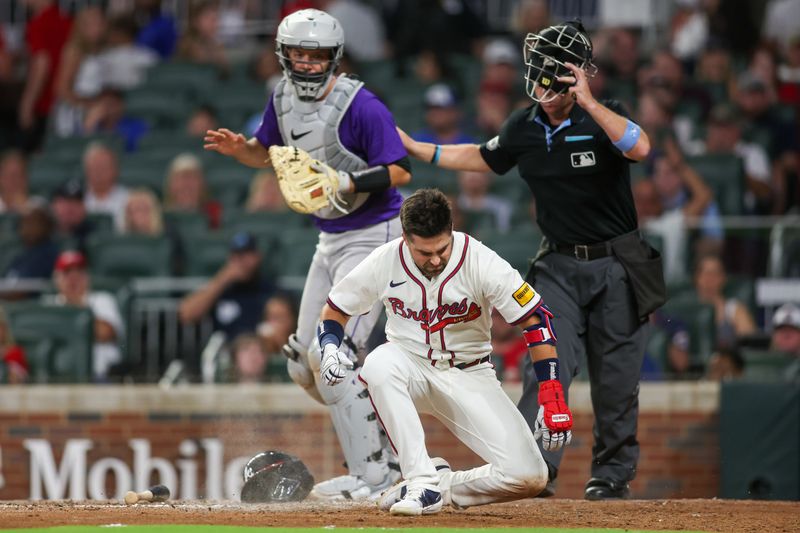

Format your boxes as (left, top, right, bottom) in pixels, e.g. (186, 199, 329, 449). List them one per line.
(0, 525, 702, 533)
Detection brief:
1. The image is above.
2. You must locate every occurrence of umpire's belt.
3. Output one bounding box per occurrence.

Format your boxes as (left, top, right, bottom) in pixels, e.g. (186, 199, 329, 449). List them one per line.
(553, 240, 614, 261)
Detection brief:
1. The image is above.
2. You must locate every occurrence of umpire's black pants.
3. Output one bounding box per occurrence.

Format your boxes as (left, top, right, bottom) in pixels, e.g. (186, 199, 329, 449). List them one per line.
(519, 251, 647, 484)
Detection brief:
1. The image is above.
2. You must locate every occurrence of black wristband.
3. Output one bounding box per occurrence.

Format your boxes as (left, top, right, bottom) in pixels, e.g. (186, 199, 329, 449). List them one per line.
(350, 165, 392, 193)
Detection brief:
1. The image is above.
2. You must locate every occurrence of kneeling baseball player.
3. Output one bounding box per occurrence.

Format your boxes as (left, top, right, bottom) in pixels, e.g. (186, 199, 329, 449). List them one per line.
(316, 189, 573, 515)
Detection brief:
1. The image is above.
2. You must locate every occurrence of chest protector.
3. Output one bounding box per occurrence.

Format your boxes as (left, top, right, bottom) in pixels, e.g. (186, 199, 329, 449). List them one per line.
(274, 75, 369, 219)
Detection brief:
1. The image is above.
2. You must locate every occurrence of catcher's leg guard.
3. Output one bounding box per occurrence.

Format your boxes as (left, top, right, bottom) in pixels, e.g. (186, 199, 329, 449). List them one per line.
(307, 338, 395, 487)
(283, 333, 323, 404)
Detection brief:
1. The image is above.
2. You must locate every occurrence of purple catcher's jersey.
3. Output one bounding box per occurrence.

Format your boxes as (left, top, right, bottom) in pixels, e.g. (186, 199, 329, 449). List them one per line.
(255, 86, 406, 233)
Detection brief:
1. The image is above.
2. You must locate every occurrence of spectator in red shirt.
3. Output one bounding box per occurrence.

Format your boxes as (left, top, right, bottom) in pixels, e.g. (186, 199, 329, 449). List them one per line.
(19, 0, 72, 153)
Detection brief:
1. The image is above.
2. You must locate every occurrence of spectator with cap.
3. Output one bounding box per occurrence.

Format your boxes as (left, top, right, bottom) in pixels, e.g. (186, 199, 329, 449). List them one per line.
(3, 201, 59, 281)
(687, 102, 773, 214)
(480, 39, 522, 99)
(0, 150, 31, 214)
(179, 231, 273, 340)
(412, 84, 476, 146)
(735, 70, 798, 214)
(51, 177, 95, 254)
(47, 250, 125, 381)
(771, 303, 800, 357)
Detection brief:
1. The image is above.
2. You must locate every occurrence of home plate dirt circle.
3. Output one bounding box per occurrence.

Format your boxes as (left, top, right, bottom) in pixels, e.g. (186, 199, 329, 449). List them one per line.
(0, 499, 798, 532)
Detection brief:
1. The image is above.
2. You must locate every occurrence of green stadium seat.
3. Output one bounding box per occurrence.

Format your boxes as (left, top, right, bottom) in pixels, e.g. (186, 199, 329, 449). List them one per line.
(276, 227, 318, 278)
(142, 62, 220, 102)
(85, 213, 115, 235)
(87, 234, 172, 278)
(183, 232, 233, 277)
(660, 298, 716, 363)
(462, 209, 497, 237)
(28, 156, 79, 197)
(408, 164, 458, 194)
(0, 235, 23, 274)
(768, 220, 800, 277)
(164, 211, 208, 241)
(0, 212, 19, 237)
(481, 225, 543, 275)
(686, 154, 746, 216)
(205, 164, 257, 208)
(222, 210, 306, 237)
(740, 349, 795, 382)
(4, 303, 94, 383)
(125, 88, 191, 129)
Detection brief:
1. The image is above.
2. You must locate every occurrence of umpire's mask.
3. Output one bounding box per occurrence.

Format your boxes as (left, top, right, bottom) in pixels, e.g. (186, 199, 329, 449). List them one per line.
(523, 20, 597, 103)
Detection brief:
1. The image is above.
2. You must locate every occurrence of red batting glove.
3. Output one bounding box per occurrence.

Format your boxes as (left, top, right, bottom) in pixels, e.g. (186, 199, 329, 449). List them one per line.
(534, 380, 573, 451)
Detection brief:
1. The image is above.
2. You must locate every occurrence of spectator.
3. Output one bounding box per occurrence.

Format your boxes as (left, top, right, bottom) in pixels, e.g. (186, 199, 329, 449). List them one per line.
(412, 84, 476, 145)
(770, 303, 800, 357)
(163, 153, 221, 229)
(320, 0, 387, 62)
(52, 6, 107, 137)
(49, 250, 124, 381)
(509, 0, 550, 41)
(651, 138, 722, 257)
(257, 292, 298, 357)
(480, 38, 522, 100)
(176, 0, 229, 76)
(123, 188, 163, 236)
(456, 170, 512, 233)
(250, 42, 283, 91)
(4, 201, 58, 280)
(94, 16, 158, 91)
(489, 308, 526, 383)
(185, 105, 219, 138)
(245, 170, 287, 213)
(641, 310, 693, 381)
(50, 178, 94, 254)
(179, 231, 273, 340)
(82, 89, 149, 152)
(694, 253, 757, 350)
(134, 0, 178, 59)
(777, 36, 800, 105)
(692, 103, 773, 214)
(228, 333, 270, 383)
(19, 0, 73, 153)
(476, 79, 514, 138)
(0, 150, 30, 214)
(694, 42, 734, 104)
(0, 305, 29, 384)
(706, 347, 745, 381)
(82, 141, 129, 231)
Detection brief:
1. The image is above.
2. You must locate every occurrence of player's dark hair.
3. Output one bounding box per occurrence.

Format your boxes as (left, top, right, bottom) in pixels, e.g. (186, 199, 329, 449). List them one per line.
(400, 188, 452, 238)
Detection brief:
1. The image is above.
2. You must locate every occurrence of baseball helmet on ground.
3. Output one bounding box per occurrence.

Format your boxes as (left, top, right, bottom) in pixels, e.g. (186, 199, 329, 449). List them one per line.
(523, 20, 597, 103)
(240, 450, 314, 503)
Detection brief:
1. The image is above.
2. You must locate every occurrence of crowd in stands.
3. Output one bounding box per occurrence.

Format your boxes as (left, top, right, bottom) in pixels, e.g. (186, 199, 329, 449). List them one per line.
(0, 0, 798, 385)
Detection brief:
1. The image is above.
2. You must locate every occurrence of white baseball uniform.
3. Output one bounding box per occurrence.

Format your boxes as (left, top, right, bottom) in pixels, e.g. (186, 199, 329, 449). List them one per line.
(327, 231, 549, 507)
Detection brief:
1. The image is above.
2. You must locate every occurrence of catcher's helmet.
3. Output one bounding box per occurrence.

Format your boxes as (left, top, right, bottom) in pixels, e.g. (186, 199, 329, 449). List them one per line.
(240, 450, 314, 503)
(275, 9, 344, 102)
(523, 20, 596, 103)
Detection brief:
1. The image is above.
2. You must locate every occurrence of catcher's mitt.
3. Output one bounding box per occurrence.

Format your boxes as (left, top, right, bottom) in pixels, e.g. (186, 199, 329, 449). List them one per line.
(268, 145, 346, 214)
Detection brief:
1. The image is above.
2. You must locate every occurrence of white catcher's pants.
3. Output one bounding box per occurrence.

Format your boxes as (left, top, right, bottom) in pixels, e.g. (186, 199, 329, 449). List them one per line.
(360, 343, 548, 507)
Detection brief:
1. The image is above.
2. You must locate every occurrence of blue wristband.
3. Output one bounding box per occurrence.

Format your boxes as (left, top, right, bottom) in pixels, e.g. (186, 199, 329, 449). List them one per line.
(612, 120, 641, 153)
(533, 358, 560, 382)
(317, 320, 344, 349)
(430, 145, 442, 165)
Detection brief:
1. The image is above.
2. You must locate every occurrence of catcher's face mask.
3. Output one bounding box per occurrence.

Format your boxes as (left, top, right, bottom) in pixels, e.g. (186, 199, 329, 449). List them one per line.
(275, 9, 344, 102)
(523, 21, 597, 103)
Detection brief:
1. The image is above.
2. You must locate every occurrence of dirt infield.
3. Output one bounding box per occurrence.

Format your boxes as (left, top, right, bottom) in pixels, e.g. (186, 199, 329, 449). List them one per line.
(1, 499, 798, 532)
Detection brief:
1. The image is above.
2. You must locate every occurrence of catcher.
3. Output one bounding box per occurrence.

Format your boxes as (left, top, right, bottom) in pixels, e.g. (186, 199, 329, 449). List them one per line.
(204, 9, 410, 501)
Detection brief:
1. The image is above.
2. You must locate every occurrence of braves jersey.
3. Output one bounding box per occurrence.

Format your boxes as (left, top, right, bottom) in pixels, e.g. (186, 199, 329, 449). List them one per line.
(327, 231, 542, 364)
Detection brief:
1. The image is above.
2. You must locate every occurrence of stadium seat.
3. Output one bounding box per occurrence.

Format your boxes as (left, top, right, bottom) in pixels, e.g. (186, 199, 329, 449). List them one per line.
(276, 227, 318, 278)
(205, 164, 258, 208)
(222, 210, 306, 236)
(0, 212, 19, 237)
(4, 303, 94, 383)
(740, 348, 795, 382)
(408, 164, 458, 193)
(686, 154, 745, 216)
(125, 88, 191, 130)
(481, 225, 543, 275)
(142, 62, 220, 103)
(28, 156, 80, 197)
(768, 219, 800, 278)
(87, 234, 172, 278)
(0, 235, 23, 274)
(660, 298, 716, 363)
(164, 211, 208, 242)
(118, 155, 171, 196)
(462, 209, 497, 237)
(85, 213, 115, 235)
(183, 232, 235, 277)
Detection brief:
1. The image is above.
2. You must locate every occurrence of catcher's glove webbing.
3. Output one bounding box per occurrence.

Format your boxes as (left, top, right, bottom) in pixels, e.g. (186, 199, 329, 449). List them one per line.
(268, 145, 347, 214)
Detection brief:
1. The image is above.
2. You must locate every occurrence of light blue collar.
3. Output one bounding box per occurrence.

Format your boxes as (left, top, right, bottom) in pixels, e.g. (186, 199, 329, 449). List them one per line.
(533, 116, 573, 151)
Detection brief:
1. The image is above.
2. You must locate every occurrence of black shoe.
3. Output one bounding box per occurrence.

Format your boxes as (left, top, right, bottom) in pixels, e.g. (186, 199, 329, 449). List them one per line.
(584, 477, 630, 500)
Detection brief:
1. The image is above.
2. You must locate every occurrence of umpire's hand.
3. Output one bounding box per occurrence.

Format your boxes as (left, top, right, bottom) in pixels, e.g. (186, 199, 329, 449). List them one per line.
(558, 62, 595, 109)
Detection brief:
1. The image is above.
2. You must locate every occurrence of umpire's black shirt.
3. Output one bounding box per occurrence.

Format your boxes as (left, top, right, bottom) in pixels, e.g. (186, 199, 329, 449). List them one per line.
(479, 99, 638, 246)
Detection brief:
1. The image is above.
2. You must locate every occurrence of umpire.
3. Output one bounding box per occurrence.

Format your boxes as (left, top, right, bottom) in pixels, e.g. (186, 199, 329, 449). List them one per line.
(398, 20, 665, 499)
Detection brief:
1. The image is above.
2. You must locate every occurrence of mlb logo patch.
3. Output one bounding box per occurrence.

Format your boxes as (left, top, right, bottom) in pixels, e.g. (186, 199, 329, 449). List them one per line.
(571, 151, 596, 168)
